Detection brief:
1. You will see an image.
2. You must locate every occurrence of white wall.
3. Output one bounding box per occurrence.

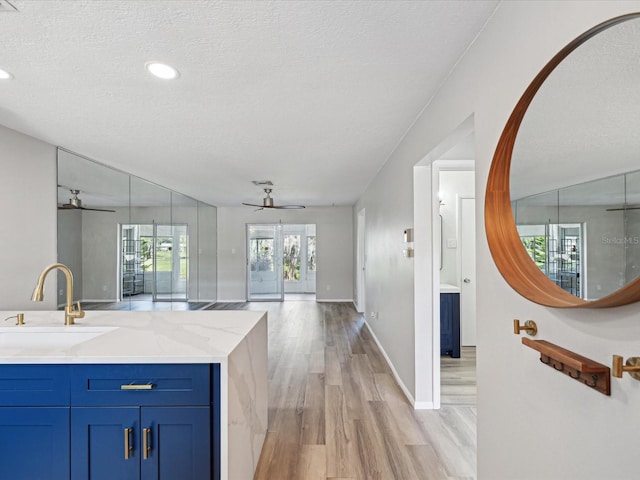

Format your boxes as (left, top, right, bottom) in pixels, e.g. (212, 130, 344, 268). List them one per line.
(217, 206, 352, 302)
(356, 2, 640, 479)
(0, 124, 58, 310)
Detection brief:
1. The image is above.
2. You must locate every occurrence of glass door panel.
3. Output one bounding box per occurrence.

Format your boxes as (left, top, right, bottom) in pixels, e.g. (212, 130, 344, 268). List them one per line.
(153, 224, 188, 302)
(247, 224, 283, 301)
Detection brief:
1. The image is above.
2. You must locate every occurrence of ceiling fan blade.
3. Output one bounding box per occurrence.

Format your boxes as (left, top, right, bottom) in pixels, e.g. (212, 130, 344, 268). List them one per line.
(242, 202, 265, 208)
(273, 205, 305, 209)
(606, 206, 640, 211)
(80, 207, 116, 213)
(58, 204, 115, 213)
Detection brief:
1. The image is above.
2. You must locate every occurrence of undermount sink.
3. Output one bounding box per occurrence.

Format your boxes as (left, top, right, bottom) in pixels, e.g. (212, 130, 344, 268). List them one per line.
(0, 326, 117, 349)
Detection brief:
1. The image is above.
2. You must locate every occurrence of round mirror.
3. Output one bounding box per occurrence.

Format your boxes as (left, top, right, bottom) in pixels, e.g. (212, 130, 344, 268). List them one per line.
(486, 13, 640, 308)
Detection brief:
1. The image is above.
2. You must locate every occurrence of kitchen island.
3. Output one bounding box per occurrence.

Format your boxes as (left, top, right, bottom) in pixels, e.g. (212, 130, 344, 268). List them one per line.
(0, 309, 268, 480)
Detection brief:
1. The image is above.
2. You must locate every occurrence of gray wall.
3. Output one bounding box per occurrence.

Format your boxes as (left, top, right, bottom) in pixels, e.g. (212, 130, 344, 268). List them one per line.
(0, 124, 57, 310)
(217, 206, 352, 302)
(355, 1, 640, 479)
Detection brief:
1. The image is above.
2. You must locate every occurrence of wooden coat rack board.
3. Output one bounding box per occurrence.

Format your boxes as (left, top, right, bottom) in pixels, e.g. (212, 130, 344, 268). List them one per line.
(522, 338, 611, 395)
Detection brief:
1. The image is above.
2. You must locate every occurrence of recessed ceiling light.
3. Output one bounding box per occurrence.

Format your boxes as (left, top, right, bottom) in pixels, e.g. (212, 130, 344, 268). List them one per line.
(145, 62, 180, 80)
(0, 68, 13, 80)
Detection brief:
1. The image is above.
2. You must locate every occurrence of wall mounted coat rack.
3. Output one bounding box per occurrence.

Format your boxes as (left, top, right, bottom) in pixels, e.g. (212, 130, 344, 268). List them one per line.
(522, 338, 610, 396)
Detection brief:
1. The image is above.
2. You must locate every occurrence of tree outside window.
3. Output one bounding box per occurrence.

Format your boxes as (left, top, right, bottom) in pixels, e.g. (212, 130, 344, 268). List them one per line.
(250, 238, 274, 271)
(283, 234, 301, 280)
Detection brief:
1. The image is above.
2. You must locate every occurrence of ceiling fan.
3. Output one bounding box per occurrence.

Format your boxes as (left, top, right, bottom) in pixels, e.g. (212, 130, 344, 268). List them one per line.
(58, 189, 116, 213)
(242, 188, 305, 211)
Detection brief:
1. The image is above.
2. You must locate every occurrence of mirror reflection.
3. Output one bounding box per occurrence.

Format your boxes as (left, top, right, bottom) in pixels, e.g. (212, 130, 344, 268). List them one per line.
(57, 149, 217, 310)
(510, 17, 640, 301)
(513, 171, 640, 300)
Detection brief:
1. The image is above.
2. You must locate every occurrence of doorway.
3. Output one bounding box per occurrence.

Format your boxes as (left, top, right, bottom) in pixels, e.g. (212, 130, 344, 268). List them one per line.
(120, 223, 189, 303)
(246, 224, 317, 301)
(356, 209, 366, 313)
(247, 224, 284, 301)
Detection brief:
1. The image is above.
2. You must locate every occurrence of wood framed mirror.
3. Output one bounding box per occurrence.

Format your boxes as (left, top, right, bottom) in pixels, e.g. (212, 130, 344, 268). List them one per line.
(485, 12, 640, 308)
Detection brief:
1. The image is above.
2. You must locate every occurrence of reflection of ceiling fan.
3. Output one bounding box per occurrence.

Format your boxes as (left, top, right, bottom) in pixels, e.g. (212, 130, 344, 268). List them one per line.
(58, 189, 116, 213)
(242, 188, 305, 211)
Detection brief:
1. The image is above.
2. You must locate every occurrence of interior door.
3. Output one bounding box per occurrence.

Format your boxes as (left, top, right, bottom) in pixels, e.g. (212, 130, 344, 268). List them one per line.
(247, 224, 284, 301)
(459, 197, 476, 346)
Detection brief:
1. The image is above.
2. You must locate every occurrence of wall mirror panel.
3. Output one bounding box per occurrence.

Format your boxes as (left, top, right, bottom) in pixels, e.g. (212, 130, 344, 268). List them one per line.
(57, 149, 217, 311)
(486, 13, 640, 308)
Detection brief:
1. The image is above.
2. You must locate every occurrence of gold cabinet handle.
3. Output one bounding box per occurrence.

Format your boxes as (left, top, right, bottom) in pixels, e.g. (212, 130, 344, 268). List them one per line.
(143, 427, 151, 460)
(120, 383, 154, 390)
(124, 428, 133, 460)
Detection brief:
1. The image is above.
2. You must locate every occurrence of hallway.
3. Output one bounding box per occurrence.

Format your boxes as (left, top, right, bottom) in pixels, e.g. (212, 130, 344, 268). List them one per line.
(211, 301, 476, 479)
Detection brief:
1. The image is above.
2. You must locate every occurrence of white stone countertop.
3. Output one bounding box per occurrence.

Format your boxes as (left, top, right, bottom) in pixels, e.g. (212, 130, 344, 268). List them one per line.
(0, 310, 267, 364)
(440, 283, 461, 293)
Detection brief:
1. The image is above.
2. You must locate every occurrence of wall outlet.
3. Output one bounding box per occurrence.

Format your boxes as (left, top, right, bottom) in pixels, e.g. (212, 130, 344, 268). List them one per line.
(370, 311, 378, 320)
(447, 238, 457, 248)
(326, 285, 331, 291)
(59, 289, 63, 296)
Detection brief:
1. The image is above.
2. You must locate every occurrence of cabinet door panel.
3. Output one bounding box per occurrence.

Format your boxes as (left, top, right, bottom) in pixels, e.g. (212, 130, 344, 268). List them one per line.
(0, 407, 70, 480)
(71, 407, 140, 480)
(140, 407, 210, 480)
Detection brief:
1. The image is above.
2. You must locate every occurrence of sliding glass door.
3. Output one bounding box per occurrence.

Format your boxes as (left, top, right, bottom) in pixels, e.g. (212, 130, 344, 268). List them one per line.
(247, 224, 284, 301)
(120, 223, 188, 302)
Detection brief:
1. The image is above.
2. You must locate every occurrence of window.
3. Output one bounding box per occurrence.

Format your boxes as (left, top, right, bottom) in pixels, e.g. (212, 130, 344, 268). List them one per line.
(250, 238, 274, 272)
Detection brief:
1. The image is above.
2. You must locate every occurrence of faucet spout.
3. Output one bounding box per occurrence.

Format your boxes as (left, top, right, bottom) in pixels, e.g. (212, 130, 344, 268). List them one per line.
(31, 263, 85, 326)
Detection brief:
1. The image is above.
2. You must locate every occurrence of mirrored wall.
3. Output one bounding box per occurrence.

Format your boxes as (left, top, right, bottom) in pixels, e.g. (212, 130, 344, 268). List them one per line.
(57, 148, 217, 310)
(512, 170, 640, 301)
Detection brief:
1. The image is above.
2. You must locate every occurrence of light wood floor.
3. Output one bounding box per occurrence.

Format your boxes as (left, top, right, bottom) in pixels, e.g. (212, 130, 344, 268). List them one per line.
(441, 346, 477, 406)
(211, 301, 477, 480)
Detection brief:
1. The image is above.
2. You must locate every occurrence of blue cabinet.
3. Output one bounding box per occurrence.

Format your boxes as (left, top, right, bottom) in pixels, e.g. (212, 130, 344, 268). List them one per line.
(0, 364, 70, 480)
(440, 292, 461, 358)
(71, 406, 210, 480)
(0, 407, 70, 480)
(0, 363, 220, 480)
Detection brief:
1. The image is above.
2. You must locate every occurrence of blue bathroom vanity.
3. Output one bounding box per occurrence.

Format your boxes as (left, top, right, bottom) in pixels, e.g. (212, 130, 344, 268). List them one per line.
(440, 284, 461, 358)
(0, 310, 268, 480)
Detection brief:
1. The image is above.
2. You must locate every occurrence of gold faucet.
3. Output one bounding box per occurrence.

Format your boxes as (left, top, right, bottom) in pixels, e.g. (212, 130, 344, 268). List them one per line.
(31, 263, 85, 326)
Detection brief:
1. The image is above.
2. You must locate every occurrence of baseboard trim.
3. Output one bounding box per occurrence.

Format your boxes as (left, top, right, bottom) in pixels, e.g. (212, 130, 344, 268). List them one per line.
(81, 299, 119, 303)
(316, 298, 354, 303)
(363, 318, 417, 408)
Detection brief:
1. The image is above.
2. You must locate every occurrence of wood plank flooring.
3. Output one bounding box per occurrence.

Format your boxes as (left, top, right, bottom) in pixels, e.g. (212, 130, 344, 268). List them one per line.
(210, 301, 477, 480)
(441, 347, 477, 406)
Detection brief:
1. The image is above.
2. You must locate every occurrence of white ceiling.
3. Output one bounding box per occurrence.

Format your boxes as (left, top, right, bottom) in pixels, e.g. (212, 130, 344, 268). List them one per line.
(0, 0, 498, 207)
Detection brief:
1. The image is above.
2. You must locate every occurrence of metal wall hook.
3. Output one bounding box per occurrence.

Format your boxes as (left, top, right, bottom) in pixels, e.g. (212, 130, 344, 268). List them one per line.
(513, 319, 538, 336)
(612, 355, 640, 380)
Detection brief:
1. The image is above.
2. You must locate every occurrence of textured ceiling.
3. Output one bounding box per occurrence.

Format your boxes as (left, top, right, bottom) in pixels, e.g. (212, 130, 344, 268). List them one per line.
(0, 0, 498, 207)
(512, 17, 640, 205)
